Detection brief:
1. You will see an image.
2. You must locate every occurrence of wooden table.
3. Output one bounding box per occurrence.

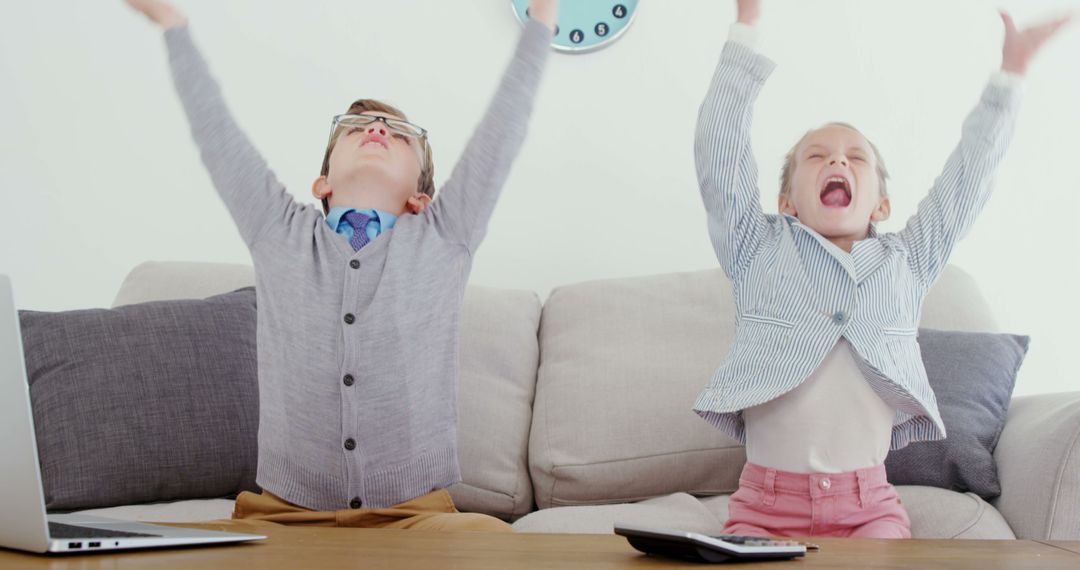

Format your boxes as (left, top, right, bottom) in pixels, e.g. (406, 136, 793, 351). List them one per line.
(2, 521, 1079, 569)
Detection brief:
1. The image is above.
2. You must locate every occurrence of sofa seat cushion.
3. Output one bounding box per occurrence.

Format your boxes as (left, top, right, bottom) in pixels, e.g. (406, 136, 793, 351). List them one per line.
(894, 486, 1015, 539)
(512, 493, 723, 534)
(74, 486, 1015, 540)
(72, 499, 236, 523)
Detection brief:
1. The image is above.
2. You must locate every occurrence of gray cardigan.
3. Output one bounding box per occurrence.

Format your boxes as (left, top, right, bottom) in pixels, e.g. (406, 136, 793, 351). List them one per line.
(164, 20, 551, 510)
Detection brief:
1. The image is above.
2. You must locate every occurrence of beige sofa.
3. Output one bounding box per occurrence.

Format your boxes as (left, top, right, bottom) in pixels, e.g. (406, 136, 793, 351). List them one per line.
(74, 261, 1080, 540)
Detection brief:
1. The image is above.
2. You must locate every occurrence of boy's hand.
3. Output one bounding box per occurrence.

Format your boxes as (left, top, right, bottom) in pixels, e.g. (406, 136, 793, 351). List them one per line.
(1000, 10, 1073, 76)
(736, 0, 760, 26)
(126, 0, 187, 29)
(528, 0, 559, 33)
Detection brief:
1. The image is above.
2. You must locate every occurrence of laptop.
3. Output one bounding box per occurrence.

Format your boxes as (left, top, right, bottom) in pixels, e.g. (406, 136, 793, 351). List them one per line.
(0, 274, 265, 554)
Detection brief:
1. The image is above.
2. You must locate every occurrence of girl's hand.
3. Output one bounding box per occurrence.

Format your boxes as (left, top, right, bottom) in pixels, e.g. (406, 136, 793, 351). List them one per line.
(1000, 10, 1073, 76)
(736, 0, 760, 26)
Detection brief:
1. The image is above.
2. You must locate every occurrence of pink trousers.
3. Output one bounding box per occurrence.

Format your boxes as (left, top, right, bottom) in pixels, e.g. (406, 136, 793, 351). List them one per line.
(722, 462, 911, 539)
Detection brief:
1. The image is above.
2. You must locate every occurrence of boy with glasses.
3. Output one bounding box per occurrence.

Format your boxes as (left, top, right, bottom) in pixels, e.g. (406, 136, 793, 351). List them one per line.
(126, 0, 558, 531)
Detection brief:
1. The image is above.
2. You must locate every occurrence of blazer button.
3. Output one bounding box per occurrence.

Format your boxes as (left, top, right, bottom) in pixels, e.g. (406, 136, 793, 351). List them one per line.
(344, 313, 355, 324)
(344, 438, 356, 451)
(349, 260, 360, 269)
(350, 497, 362, 509)
(343, 374, 355, 387)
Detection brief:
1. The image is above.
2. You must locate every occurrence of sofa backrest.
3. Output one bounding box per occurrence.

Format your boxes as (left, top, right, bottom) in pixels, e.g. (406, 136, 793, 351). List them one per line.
(528, 266, 998, 508)
(113, 261, 541, 521)
(113, 261, 997, 516)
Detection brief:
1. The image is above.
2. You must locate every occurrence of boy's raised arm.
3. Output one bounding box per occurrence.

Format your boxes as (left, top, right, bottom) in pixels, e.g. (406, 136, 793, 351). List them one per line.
(423, 0, 557, 254)
(695, 0, 774, 282)
(897, 11, 1071, 285)
(127, 0, 299, 248)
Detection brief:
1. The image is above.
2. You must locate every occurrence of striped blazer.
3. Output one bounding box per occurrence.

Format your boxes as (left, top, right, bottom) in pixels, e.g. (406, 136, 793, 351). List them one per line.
(691, 41, 1021, 450)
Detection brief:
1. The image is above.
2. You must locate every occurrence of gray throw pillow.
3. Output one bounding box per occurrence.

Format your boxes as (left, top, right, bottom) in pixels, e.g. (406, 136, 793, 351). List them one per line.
(19, 287, 259, 510)
(885, 328, 1029, 500)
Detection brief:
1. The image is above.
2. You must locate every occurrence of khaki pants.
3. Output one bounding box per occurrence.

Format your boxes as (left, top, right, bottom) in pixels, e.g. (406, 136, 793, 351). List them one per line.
(232, 489, 513, 532)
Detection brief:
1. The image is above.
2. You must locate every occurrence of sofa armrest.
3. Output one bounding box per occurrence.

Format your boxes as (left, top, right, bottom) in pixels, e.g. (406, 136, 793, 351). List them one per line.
(992, 391, 1080, 539)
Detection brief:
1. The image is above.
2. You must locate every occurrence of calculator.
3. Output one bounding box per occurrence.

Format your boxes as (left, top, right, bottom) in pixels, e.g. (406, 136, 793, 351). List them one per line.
(614, 523, 807, 563)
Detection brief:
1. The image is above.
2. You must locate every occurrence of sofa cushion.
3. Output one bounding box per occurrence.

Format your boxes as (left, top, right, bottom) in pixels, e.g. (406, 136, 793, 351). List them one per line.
(531, 269, 745, 509)
(514, 486, 1014, 539)
(73, 499, 236, 523)
(450, 285, 542, 520)
(20, 287, 260, 511)
(112, 261, 255, 308)
(991, 391, 1080, 540)
(111, 261, 540, 521)
(894, 486, 1015, 539)
(885, 329, 1028, 500)
(530, 266, 997, 509)
(512, 492, 723, 534)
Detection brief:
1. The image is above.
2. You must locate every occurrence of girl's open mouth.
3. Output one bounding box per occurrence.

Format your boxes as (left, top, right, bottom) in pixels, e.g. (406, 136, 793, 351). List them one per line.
(820, 176, 852, 208)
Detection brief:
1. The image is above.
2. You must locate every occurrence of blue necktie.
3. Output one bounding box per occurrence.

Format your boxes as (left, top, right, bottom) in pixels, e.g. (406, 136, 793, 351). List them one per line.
(343, 211, 372, 251)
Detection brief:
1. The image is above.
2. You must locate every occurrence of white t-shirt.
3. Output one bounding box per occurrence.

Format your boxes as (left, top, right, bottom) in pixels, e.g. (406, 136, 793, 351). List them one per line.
(743, 338, 895, 474)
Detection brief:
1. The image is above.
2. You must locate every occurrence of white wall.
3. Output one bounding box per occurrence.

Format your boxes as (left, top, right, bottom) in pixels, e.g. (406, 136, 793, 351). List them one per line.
(2, 0, 1078, 396)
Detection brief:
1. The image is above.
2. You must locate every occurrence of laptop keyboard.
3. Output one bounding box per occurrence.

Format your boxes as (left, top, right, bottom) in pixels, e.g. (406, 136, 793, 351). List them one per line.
(49, 521, 162, 539)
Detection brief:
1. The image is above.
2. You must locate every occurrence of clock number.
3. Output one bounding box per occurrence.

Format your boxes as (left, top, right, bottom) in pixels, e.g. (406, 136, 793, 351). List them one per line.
(595, 22, 609, 37)
(570, 29, 584, 44)
(613, 4, 627, 19)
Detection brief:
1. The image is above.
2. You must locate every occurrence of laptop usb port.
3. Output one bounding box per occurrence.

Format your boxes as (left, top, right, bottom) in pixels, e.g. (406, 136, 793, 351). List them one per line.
(68, 542, 81, 549)
(88, 542, 101, 548)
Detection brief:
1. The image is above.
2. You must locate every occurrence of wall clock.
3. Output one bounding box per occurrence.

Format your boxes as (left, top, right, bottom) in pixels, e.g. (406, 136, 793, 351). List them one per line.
(511, 1, 639, 53)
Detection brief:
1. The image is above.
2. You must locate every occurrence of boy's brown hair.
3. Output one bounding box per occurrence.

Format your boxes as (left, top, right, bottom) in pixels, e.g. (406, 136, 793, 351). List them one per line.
(779, 122, 890, 198)
(320, 99, 435, 214)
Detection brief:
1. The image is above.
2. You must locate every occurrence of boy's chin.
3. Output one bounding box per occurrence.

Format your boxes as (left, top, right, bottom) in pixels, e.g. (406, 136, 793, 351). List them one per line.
(330, 188, 410, 211)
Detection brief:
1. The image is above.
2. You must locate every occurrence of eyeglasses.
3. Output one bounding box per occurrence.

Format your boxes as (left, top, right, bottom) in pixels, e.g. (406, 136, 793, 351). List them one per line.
(331, 113, 427, 140)
(328, 114, 428, 166)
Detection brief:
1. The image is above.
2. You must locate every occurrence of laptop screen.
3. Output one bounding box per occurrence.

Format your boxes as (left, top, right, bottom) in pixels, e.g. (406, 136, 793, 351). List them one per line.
(0, 275, 53, 552)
